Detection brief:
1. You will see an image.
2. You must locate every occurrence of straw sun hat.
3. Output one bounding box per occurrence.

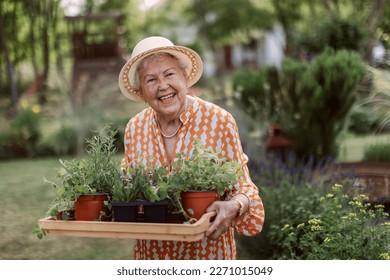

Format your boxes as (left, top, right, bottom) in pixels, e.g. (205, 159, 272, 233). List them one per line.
(118, 36, 203, 101)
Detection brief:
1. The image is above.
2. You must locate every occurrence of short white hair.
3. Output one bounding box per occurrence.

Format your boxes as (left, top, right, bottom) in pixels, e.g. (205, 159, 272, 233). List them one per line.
(134, 52, 189, 89)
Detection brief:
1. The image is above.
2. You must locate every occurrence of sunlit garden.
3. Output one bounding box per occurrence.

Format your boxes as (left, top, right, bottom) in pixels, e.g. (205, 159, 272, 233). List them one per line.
(1, 0, 390, 260)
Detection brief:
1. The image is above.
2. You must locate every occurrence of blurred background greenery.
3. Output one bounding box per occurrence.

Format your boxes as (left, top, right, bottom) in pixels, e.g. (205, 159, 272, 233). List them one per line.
(1, 0, 389, 260)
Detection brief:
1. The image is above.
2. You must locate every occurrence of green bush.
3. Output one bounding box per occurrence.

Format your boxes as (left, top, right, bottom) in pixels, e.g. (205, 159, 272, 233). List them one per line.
(363, 143, 390, 162)
(316, 17, 368, 52)
(46, 125, 78, 156)
(302, 17, 368, 54)
(233, 48, 367, 162)
(292, 48, 366, 160)
(232, 68, 270, 120)
(280, 184, 390, 260)
(8, 107, 41, 157)
(348, 106, 381, 134)
(237, 182, 326, 259)
(0, 133, 28, 159)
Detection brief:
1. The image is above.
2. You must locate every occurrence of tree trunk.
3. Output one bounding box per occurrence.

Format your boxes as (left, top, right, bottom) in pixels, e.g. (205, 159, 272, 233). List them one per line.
(0, 3, 18, 114)
(28, 8, 39, 77)
(364, 0, 388, 61)
(38, 0, 51, 104)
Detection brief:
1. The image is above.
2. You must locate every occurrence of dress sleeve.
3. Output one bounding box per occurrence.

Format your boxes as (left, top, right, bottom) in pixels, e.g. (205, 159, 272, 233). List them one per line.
(223, 113, 265, 236)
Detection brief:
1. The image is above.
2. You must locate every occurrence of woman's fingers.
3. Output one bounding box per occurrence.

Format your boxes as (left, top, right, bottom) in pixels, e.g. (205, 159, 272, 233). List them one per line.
(205, 200, 240, 240)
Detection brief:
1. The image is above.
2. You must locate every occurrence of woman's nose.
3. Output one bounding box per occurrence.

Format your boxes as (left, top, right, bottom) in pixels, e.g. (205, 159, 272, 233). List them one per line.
(157, 78, 169, 91)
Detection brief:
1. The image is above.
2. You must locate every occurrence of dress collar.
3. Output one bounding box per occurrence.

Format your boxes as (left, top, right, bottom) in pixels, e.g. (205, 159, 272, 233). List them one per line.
(151, 96, 200, 126)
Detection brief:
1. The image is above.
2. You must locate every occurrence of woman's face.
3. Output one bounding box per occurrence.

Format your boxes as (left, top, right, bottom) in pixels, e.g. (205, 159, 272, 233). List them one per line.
(138, 54, 189, 119)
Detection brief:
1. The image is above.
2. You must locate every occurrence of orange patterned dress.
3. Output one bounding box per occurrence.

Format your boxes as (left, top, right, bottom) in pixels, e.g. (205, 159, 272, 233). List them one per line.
(122, 97, 265, 259)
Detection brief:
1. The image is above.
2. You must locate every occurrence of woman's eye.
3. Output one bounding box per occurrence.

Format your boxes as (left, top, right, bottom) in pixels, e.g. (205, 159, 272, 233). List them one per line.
(146, 78, 156, 84)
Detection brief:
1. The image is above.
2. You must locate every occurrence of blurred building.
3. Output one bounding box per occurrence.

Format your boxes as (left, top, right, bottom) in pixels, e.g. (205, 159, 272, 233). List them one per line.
(65, 11, 126, 107)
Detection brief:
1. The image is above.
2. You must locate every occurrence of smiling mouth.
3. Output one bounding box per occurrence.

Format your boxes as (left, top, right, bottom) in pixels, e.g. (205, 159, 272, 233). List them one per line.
(158, 93, 176, 101)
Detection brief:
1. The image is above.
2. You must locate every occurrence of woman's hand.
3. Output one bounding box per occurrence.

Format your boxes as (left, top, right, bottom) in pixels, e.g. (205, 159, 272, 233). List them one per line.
(204, 199, 241, 240)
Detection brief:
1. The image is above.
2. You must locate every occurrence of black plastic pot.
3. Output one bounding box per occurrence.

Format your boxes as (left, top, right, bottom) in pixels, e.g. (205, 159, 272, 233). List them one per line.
(143, 200, 169, 223)
(111, 201, 141, 222)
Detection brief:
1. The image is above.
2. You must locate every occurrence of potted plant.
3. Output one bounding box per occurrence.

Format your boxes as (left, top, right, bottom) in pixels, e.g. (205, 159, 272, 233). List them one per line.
(168, 139, 242, 222)
(111, 163, 170, 223)
(141, 165, 170, 223)
(44, 125, 121, 221)
(110, 164, 147, 222)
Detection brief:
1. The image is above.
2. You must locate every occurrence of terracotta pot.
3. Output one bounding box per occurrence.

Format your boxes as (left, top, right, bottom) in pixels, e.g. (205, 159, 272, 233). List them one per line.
(143, 200, 169, 223)
(74, 193, 110, 221)
(111, 201, 141, 222)
(181, 190, 218, 221)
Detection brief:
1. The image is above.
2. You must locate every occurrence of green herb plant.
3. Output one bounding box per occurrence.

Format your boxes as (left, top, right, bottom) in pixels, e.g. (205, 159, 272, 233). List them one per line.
(112, 163, 169, 203)
(168, 139, 242, 220)
(43, 125, 121, 220)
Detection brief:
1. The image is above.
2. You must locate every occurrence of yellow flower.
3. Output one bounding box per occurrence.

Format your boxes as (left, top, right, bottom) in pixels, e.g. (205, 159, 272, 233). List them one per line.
(20, 99, 29, 109)
(32, 104, 41, 113)
(282, 224, 290, 231)
(311, 225, 321, 231)
(308, 218, 322, 225)
(332, 184, 342, 191)
(379, 253, 390, 260)
(297, 223, 305, 229)
(326, 193, 334, 198)
(323, 237, 331, 244)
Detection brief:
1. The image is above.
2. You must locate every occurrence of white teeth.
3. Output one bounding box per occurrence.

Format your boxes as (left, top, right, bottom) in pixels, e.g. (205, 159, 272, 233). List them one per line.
(159, 93, 175, 101)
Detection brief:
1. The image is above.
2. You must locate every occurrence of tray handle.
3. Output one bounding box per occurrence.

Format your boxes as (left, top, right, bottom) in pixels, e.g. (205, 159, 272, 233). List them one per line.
(195, 211, 217, 233)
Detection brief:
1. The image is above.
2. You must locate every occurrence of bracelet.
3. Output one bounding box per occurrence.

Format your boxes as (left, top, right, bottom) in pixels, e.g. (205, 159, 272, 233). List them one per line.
(231, 197, 245, 217)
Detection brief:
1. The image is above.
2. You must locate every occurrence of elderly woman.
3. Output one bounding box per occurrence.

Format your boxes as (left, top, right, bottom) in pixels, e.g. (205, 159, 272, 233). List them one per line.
(118, 36, 264, 260)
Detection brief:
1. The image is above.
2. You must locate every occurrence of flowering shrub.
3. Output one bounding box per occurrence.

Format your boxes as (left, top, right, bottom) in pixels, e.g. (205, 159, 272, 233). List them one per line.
(236, 182, 326, 259)
(280, 184, 390, 260)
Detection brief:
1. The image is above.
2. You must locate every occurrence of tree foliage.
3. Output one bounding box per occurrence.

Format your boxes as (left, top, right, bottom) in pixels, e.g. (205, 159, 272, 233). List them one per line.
(233, 49, 367, 161)
(272, 0, 388, 59)
(0, 0, 64, 109)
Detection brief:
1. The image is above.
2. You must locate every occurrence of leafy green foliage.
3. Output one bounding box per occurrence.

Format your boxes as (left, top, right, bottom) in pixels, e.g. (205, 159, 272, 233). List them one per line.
(167, 139, 242, 220)
(112, 164, 169, 203)
(9, 106, 41, 157)
(348, 106, 381, 134)
(280, 184, 390, 260)
(305, 17, 368, 53)
(32, 223, 46, 240)
(237, 182, 325, 259)
(46, 125, 78, 156)
(291, 48, 367, 159)
(233, 48, 367, 162)
(169, 139, 242, 195)
(44, 125, 121, 219)
(363, 143, 390, 162)
(188, 0, 274, 46)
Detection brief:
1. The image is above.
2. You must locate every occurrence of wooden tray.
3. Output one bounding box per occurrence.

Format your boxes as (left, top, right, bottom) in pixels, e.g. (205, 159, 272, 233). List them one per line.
(37, 212, 216, 242)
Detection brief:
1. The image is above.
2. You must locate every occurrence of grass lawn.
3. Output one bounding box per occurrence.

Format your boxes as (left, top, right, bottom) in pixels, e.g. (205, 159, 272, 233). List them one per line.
(0, 157, 134, 260)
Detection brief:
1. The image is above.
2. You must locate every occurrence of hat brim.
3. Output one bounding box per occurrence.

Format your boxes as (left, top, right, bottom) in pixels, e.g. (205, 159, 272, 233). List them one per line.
(118, 46, 203, 101)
